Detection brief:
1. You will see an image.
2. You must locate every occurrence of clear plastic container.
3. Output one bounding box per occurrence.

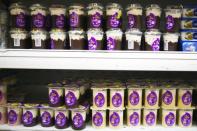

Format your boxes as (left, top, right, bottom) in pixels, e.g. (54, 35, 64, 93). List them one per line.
(31, 29, 48, 49)
(125, 29, 142, 50)
(106, 29, 123, 50)
(50, 29, 66, 49)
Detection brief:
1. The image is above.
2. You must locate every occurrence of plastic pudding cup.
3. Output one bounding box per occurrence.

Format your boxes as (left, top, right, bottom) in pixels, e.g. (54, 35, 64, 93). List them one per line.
(143, 107, 158, 126)
(177, 87, 193, 108)
(0, 105, 7, 124)
(144, 88, 160, 108)
(161, 108, 177, 127)
(163, 33, 179, 51)
(39, 104, 54, 127)
(125, 29, 142, 50)
(54, 106, 69, 129)
(127, 107, 141, 127)
(50, 29, 66, 49)
(92, 87, 107, 109)
(110, 87, 125, 109)
(161, 86, 176, 108)
(91, 107, 106, 128)
(178, 108, 194, 127)
(106, 29, 123, 50)
(31, 29, 48, 49)
(109, 108, 124, 128)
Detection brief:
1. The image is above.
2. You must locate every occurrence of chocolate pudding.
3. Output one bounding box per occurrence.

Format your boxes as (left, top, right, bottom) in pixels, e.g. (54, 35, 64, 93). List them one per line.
(164, 5, 182, 33)
(87, 3, 104, 29)
(9, 2, 28, 29)
(68, 29, 86, 50)
(31, 29, 48, 49)
(54, 107, 69, 129)
(87, 28, 104, 50)
(106, 3, 122, 29)
(126, 4, 142, 30)
(144, 29, 161, 51)
(50, 29, 66, 49)
(10, 29, 29, 49)
(125, 29, 142, 50)
(49, 4, 66, 29)
(145, 4, 161, 30)
(163, 33, 179, 51)
(68, 4, 85, 29)
(106, 29, 123, 50)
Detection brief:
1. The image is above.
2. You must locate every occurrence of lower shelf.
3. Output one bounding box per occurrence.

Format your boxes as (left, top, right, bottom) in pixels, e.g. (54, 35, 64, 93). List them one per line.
(0, 124, 197, 131)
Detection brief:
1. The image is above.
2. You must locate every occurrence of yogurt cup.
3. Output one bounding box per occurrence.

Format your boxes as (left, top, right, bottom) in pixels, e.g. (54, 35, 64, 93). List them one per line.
(0, 105, 7, 124)
(143, 108, 158, 126)
(7, 103, 23, 126)
(161, 86, 176, 108)
(106, 29, 123, 50)
(109, 108, 124, 128)
(161, 108, 177, 127)
(22, 104, 39, 127)
(54, 106, 69, 129)
(144, 29, 161, 51)
(178, 108, 194, 127)
(0, 84, 7, 105)
(106, 3, 122, 29)
(87, 28, 104, 50)
(92, 87, 107, 109)
(163, 33, 179, 51)
(48, 83, 64, 107)
(144, 88, 160, 108)
(177, 88, 193, 108)
(87, 3, 104, 28)
(125, 29, 142, 50)
(50, 29, 66, 49)
(91, 107, 106, 128)
(126, 4, 143, 29)
(39, 104, 54, 127)
(145, 4, 161, 29)
(127, 107, 141, 127)
(110, 87, 125, 109)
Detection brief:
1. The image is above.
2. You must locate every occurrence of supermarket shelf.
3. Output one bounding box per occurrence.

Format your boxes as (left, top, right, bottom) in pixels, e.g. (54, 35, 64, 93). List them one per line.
(0, 49, 197, 71)
(0, 124, 197, 131)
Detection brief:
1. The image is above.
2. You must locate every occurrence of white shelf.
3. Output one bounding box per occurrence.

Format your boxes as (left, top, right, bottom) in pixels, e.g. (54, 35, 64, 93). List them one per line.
(0, 49, 197, 71)
(0, 124, 197, 131)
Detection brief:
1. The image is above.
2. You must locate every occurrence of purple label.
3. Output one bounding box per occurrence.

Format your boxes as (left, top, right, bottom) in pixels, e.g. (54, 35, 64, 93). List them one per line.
(41, 111, 51, 125)
(129, 112, 139, 126)
(110, 12, 120, 28)
(56, 15, 65, 28)
(73, 113, 84, 128)
(181, 112, 191, 126)
(16, 13, 26, 28)
(129, 91, 140, 106)
(91, 12, 102, 28)
(22, 111, 33, 125)
(88, 37, 98, 50)
(162, 91, 173, 105)
(182, 91, 192, 105)
(94, 93, 105, 107)
(128, 14, 136, 28)
(165, 112, 175, 126)
(0, 91, 3, 102)
(0, 112, 2, 121)
(146, 13, 156, 29)
(8, 110, 17, 124)
(93, 112, 103, 126)
(33, 13, 45, 28)
(112, 93, 122, 107)
(152, 38, 160, 51)
(70, 12, 79, 27)
(193, 20, 197, 27)
(146, 112, 156, 126)
(49, 90, 60, 105)
(110, 112, 120, 126)
(147, 91, 158, 106)
(166, 15, 174, 30)
(65, 91, 77, 106)
(55, 112, 67, 127)
(107, 37, 115, 50)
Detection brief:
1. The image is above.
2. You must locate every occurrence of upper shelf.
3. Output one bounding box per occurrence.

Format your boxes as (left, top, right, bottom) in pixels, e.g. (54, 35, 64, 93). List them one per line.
(0, 49, 197, 71)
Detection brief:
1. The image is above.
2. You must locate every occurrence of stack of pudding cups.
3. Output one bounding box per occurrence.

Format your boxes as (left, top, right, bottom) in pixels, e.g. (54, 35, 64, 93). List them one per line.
(143, 81, 160, 126)
(68, 4, 86, 50)
(9, 3, 29, 49)
(49, 4, 66, 49)
(163, 5, 182, 51)
(106, 3, 123, 50)
(30, 4, 49, 49)
(126, 80, 143, 127)
(87, 3, 104, 50)
(125, 4, 143, 50)
(145, 4, 162, 51)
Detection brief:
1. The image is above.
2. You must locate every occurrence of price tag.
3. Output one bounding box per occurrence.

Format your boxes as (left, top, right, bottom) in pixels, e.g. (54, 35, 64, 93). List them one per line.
(128, 40, 134, 49)
(14, 38, 20, 47)
(35, 39, 41, 47)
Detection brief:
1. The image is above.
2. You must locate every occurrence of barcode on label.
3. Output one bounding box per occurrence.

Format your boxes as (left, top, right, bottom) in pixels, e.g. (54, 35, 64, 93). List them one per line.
(35, 39, 41, 47)
(128, 40, 134, 49)
(14, 39, 20, 47)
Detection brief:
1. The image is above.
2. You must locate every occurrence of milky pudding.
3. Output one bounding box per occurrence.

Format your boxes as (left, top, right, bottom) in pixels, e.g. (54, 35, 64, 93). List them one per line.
(162, 108, 176, 127)
(106, 29, 123, 50)
(143, 108, 158, 126)
(50, 29, 66, 49)
(126, 4, 142, 29)
(125, 29, 142, 50)
(7, 103, 22, 126)
(145, 4, 161, 29)
(106, 3, 122, 29)
(145, 29, 161, 51)
(49, 4, 66, 29)
(163, 33, 179, 51)
(109, 108, 124, 128)
(91, 107, 106, 128)
(69, 29, 86, 50)
(39, 104, 54, 127)
(31, 29, 48, 49)
(87, 3, 104, 28)
(127, 108, 141, 127)
(87, 28, 104, 50)
(54, 107, 69, 129)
